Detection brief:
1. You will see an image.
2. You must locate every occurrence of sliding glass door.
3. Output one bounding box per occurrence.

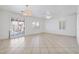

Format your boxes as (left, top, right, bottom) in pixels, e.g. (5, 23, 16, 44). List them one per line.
(9, 18, 25, 39)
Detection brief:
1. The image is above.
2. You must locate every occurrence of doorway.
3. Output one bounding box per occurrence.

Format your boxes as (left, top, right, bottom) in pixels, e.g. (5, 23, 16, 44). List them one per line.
(9, 18, 25, 39)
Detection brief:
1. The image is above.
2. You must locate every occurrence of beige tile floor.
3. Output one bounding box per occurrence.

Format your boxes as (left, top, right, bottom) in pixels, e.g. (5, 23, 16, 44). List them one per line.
(0, 33, 79, 54)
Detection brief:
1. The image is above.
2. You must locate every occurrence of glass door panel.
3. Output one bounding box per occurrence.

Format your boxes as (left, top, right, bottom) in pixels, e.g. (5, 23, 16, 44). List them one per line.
(10, 18, 25, 39)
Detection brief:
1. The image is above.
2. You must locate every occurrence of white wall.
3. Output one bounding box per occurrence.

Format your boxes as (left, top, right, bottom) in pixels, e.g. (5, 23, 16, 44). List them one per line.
(45, 15, 76, 36)
(25, 17, 45, 35)
(0, 10, 9, 39)
(0, 9, 25, 39)
(77, 7, 79, 44)
(77, 14, 79, 44)
(0, 8, 77, 40)
(0, 9, 45, 39)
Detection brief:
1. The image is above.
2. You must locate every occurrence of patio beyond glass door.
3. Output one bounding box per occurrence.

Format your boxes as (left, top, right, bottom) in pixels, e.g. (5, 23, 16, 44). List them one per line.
(9, 18, 25, 39)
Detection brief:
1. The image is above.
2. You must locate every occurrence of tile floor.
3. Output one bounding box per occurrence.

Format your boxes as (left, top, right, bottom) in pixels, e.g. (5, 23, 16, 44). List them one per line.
(0, 33, 79, 54)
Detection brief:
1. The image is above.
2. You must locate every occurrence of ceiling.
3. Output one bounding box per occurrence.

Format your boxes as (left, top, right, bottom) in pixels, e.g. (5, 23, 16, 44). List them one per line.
(0, 5, 77, 18)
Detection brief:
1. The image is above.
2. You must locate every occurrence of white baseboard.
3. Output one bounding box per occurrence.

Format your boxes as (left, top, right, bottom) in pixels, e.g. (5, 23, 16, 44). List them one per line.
(0, 37, 8, 40)
(46, 32, 76, 37)
(0, 32, 76, 40)
(25, 32, 45, 36)
(25, 32, 76, 38)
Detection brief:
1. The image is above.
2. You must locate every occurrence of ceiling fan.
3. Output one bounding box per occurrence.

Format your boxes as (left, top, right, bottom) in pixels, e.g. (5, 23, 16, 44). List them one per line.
(45, 11, 52, 19)
(21, 5, 52, 19)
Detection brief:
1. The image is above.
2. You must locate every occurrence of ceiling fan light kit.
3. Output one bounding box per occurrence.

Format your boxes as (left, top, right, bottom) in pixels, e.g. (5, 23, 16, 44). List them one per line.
(21, 5, 32, 16)
(46, 15, 52, 19)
